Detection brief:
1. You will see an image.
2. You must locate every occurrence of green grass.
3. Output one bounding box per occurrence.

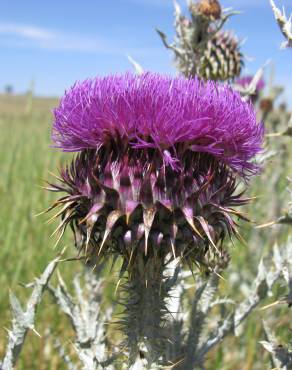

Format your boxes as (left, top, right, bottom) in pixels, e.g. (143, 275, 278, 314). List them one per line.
(0, 93, 291, 369)
(0, 94, 79, 369)
(0, 96, 63, 288)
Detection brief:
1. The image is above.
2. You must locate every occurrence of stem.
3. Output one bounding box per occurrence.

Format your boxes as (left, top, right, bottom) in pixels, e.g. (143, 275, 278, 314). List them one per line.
(122, 253, 168, 368)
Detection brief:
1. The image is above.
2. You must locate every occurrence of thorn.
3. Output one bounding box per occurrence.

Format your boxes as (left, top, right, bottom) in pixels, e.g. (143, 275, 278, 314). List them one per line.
(182, 207, 203, 238)
(52, 226, 66, 250)
(260, 300, 283, 310)
(195, 216, 218, 251)
(31, 327, 42, 338)
(128, 246, 136, 267)
(234, 231, 248, 247)
(170, 239, 176, 259)
(255, 220, 278, 229)
(84, 227, 92, 256)
(38, 185, 59, 192)
(98, 210, 124, 256)
(143, 207, 156, 256)
(59, 245, 67, 257)
(186, 218, 203, 238)
(98, 230, 110, 256)
(34, 207, 54, 217)
(47, 202, 74, 226)
(213, 270, 226, 282)
(50, 210, 73, 238)
(115, 278, 122, 297)
(48, 170, 63, 181)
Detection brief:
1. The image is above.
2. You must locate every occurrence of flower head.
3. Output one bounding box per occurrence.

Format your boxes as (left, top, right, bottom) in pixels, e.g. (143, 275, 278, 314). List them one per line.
(53, 73, 263, 177)
(191, 0, 222, 20)
(48, 73, 263, 271)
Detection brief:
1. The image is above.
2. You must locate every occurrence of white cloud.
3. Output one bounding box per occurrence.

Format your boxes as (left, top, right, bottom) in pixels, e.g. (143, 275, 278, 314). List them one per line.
(0, 22, 111, 53)
(0, 21, 160, 56)
(0, 23, 55, 41)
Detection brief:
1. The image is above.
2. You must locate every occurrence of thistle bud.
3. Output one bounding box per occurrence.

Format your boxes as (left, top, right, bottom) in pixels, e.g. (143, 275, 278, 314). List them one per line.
(199, 31, 243, 81)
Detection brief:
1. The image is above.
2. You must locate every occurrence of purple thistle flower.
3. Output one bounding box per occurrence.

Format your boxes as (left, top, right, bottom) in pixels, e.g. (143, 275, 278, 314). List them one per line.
(48, 72, 263, 270)
(53, 73, 263, 177)
(47, 72, 264, 364)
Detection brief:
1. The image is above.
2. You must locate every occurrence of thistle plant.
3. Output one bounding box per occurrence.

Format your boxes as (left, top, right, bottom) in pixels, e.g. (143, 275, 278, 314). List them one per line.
(45, 72, 263, 366)
(1, 1, 292, 369)
(157, 0, 243, 80)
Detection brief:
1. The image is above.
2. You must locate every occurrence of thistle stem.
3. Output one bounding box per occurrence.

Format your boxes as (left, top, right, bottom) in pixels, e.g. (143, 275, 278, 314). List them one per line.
(123, 253, 168, 368)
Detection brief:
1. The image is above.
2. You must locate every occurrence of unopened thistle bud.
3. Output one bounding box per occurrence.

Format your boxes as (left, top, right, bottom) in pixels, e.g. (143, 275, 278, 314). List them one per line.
(199, 31, 243, 81)
(47, 73, 263, 365)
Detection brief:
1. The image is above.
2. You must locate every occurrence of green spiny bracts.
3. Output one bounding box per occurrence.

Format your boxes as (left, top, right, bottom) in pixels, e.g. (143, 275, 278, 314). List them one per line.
(199, 31, 243, 81)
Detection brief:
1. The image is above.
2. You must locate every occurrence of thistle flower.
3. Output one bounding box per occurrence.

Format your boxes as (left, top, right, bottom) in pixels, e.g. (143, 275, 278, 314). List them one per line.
(50, 72, 263, 267)
(47, 72, 263, 365)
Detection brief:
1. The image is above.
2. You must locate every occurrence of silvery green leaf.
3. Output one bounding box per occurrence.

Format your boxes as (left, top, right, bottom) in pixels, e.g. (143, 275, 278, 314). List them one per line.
(270, 0, 292, 48)
(1, 253, 62, 370)
(261, 320, 292, 369)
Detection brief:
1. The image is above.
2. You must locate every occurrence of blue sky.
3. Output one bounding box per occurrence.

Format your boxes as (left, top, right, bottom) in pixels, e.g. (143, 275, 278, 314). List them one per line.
(0, 0, 291, 104)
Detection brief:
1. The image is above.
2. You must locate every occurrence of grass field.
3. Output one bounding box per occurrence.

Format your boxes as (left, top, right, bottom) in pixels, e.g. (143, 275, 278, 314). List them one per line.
(0, 94, 79, 369)
(0, 93, 291, 369)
